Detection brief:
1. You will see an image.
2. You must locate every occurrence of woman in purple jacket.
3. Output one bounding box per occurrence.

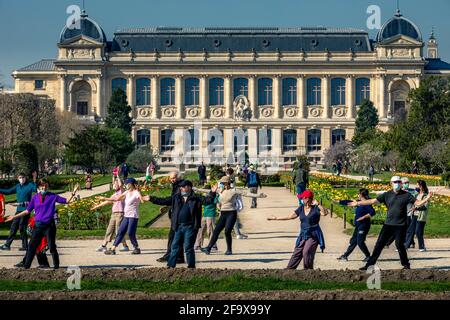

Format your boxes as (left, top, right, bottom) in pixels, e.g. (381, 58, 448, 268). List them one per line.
(6, 179, 78, 269)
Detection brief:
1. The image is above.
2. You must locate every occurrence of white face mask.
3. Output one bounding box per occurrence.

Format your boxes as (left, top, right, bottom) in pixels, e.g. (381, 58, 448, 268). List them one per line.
(18, 178, 25, 185)
(393, 183, 402, 192)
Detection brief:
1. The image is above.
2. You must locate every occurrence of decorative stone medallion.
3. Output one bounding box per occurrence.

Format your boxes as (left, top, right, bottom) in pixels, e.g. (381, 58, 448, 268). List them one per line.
(185, 106, 200, 118)
(309, 107, 323, 118)
(137, 107, 152, 118)
(161, 106, 176, 118)
(210, 106, 225, 118)
(259, 106, 274, 118)
(284, 106, 298, 118)
(333, 107, 346, 118)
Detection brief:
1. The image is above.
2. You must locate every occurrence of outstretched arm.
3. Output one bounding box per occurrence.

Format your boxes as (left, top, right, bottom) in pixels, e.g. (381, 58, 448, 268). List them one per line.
(267, 212, 297, 221)
(92, 200, 114, 211)
(348, 199, 379, 207)
(6, 210, 30, 222)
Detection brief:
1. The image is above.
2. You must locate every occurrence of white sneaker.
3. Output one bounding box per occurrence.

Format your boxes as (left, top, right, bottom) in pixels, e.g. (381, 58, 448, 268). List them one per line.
(236, 234, 248, 239)
(419, 248, 427, 252)
(119, 246, 130, 252)
(96, 245, 107, 252)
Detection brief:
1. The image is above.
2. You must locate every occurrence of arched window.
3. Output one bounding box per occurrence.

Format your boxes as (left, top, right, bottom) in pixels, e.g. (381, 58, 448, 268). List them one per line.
(282, 78, 297, 106)
(307, 129, 322, 152)
(136, 78, 151, 106)
(332, 129, 346, 145)
(209, 78, 224, 105)
(160, 78, 175, 106)
(355, 78, 371, 105)
(283, 129, 297, 152)
(160, 129, 174, 152)
(307, 78, 321, 106)
(258, 78, 273, 106)
(233, 78, 248, 98)
(331, 78, 346, 106)
(136, 129, 150, 146)
(111, 77, 127, 97)
(184, 78, 200, 106)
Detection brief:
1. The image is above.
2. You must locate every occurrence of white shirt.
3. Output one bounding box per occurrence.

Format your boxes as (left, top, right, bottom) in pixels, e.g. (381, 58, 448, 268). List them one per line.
(123, 190, 141, 218)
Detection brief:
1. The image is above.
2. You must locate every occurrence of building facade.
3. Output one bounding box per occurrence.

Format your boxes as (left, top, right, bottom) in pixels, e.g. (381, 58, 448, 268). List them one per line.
(12, 9, 450, 167)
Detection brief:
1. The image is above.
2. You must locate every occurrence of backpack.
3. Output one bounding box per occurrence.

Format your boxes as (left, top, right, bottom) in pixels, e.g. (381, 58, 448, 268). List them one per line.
(248, 172, 258, 187)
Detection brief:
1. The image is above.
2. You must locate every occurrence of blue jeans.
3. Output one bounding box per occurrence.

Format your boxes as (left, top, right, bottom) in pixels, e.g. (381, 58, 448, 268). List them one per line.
(296, 183, 306, 204)
(113, 217, 139, 248)
(168, 224, 197, 268)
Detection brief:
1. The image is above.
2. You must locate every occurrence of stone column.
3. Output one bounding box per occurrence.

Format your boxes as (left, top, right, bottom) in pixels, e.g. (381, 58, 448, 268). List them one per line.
(346, 127, 355, 141)
(223, 128, 234, 165)
(346, 75, 355, 119)
(96, 75, 102, 117)
(297, 75, 305, 118)
(271, 128, 282, 164)
(150, 127, 160, 153)
(322, 127, 332, 151)
(322, 75, 330, 118)
(127, 74, 135, 107)
(224, 75, 233, 118)
(248, 127, 258, 164)
(297, 127, 307, 155)
(378, 74, 386, 119)
(151, 75, 159, 119)
(248, 75, 257, 119)
(175, 75, 184, 119)
(59, 74, 66, 112)
(273, 75, 281, 119)
(200, 75, 208, 119)
(370, 75, 376, 104)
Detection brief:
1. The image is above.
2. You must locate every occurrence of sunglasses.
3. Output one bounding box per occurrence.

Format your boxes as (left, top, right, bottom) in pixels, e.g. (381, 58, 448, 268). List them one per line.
(392, 181, 402, 183)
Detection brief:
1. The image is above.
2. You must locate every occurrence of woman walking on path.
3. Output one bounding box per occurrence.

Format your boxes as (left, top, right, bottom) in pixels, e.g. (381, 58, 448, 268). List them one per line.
(92, 176, 129, 252)
(404, 180, 430, 252)
(194, 185, 219, 251)
(268, 190, 329, 270)
(100, 178, 144, 255)
(200, 176, 266, 255)
(6, 179, 79, 269)
(337, 189, 376, 262)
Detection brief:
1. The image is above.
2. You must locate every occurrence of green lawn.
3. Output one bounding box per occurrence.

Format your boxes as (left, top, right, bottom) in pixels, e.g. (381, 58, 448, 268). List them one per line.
(0, 275, 448, 293)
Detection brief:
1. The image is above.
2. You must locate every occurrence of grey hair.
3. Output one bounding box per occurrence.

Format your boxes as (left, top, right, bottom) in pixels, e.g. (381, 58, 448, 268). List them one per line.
(169, 170, 181, 179)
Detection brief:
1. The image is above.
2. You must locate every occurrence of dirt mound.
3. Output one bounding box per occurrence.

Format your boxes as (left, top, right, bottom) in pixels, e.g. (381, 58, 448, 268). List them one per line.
(0, 267, 449, 282)
(0, 289, 448, 300)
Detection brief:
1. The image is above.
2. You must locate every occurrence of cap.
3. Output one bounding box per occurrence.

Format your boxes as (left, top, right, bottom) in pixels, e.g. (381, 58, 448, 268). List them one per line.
(390, 176, 402, 183)
(249, 165, 255, 170)
(179, 180, 193, 188)
(219, 176, 230, 183)
(124, 178, 137, 185)
(297, 190, 314, 199)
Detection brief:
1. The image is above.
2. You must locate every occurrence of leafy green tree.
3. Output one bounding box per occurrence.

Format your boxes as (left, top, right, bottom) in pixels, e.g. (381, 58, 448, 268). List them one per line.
(106, 127, 135, 164)
(105, 88, 132, 134)
(12, 141, 39, 175)
(126, 146, 159, 173)
(352, 100, 379, 147)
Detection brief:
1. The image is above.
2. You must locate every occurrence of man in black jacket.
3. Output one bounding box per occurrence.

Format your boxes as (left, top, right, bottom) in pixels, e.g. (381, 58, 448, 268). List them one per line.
(156, 171, 185, 263)
(146, 180, 217, 268)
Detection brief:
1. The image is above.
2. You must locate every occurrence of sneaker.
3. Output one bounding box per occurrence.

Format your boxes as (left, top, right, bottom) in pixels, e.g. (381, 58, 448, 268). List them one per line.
(194, 246, 201, 251)
(419, 248, 427, 252)
(0, 244, 11, 251)
(119, 246, 130, 252)
(362, 256, 370, 263)
(131, 248, 141, 255)
(359, 265, 369, 271)
(201, 248, 211, 255)
(240, 234, 248, 239)
(37, 265, 51, 269)
(156, 256, 168, 262)
(14, 262, 24, 268)
(96, 245, 107, 252)
(402, 265, 411, 270)
(104, 249, 116, 255)
(236, 235, 245, 239)
(337, 255, 348, 261)
(224, 250, 232, 255)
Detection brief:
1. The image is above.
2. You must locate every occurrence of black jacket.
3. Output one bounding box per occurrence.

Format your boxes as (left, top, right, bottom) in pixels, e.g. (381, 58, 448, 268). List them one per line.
(150, 190, 216, 231)
(167, 179, 184, 219)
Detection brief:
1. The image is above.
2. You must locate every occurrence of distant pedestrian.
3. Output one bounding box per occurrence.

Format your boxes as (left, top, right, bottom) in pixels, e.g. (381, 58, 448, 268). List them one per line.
(121, 163, 129, 180)
(144, 162, 153, 187)
(85, 173, 92, 190)
(336, 160, 343, 176)
(292, 162, 309, 205)
(194, 185, 219, 252)
(368, 165, 375, 182)
(197, 162, 207, 185)
(245, 165, 262, 209)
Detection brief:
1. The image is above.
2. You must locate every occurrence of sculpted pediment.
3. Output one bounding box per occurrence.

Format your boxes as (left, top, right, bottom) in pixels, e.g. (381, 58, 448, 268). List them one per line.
(59, 35, 104, 47)
(379, 35, 423, 47)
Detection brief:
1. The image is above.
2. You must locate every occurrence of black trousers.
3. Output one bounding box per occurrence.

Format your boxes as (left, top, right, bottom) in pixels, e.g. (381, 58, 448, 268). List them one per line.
(23, 221, 59, 269)
(21, 251, 49, 267)
(207, 210, 237, 252)
(343, 223, 371, 258)
(366, 224, 410, 268)
(5, 211, 29, 249)
(386, 216, 415, 247)
(405, 215, 426, 249)
(163, 228, 185, 262)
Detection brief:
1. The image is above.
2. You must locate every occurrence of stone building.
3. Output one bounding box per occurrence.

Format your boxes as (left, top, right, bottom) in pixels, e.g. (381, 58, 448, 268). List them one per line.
(12, 9, 450, 167)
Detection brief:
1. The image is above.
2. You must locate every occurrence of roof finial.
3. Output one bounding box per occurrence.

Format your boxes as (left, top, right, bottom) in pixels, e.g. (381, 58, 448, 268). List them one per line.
(395, 0, 402, 16)
(430, 26, 436, 40)
(81, 0, 87, 17)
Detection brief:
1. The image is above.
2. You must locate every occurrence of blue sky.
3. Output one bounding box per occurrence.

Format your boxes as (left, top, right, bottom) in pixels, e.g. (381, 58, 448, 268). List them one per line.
(1, 0, 449, 88)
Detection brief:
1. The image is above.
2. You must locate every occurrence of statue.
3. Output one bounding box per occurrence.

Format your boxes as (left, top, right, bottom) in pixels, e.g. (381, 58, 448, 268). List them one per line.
(233, 95, 252, 121)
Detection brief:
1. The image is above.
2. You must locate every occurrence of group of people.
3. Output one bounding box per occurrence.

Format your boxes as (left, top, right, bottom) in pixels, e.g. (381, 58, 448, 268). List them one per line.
(0, 165, 435, 271)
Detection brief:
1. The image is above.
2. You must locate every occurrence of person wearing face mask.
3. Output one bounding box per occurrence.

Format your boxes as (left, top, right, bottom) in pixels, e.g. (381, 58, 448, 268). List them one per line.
(6, 179, 78, 269)
(144, 180, 217, 268)
(92, 175, 129, 252)
(200, 176, 266, 255)
(0, 171, 37, 251)
(101, 178, 144, 255)
(268, 190, 329, 270)
(337, 189, 376, 262)
(348, 176, 433, 270)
